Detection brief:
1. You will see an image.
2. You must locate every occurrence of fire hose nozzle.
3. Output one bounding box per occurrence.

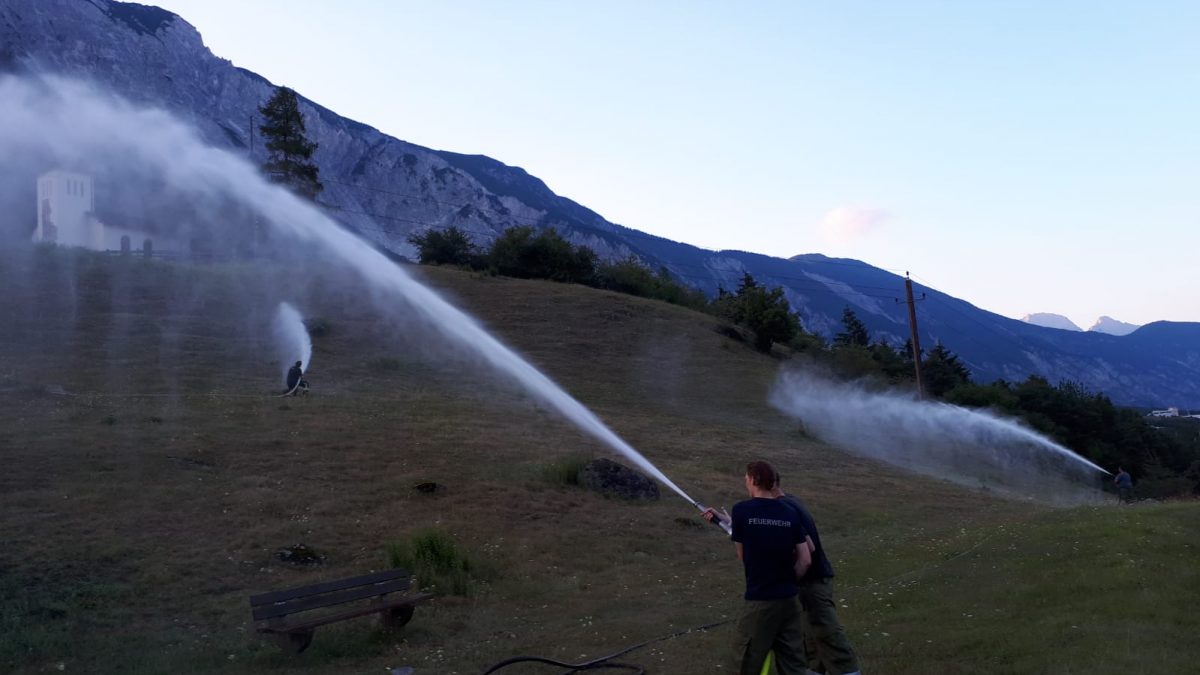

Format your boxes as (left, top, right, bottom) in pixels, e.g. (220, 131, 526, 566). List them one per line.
(694, 502, 732, 536)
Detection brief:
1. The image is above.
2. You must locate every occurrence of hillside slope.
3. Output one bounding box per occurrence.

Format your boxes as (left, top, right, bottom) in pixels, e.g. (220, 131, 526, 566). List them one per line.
(1, 246, 1196, 674)
(1, 0, 1198, 405)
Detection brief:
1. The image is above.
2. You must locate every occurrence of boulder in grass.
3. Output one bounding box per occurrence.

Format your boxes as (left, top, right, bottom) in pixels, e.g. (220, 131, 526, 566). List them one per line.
(578, 458, 660, 501)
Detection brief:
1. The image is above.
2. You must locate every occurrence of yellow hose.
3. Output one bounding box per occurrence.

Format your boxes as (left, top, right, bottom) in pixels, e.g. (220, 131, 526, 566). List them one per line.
(760, 650, 774, 675)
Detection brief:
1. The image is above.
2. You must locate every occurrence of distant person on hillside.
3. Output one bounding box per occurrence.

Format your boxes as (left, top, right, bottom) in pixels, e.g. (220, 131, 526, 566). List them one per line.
(702, 461, 811, 675)
(1114, 467, 1134, 504)
(285, 360, 309, 395)
(772, 476, 862, 675)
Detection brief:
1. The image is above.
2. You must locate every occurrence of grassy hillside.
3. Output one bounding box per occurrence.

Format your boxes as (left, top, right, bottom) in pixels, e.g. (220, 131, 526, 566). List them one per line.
(1, 247, 1196, 674)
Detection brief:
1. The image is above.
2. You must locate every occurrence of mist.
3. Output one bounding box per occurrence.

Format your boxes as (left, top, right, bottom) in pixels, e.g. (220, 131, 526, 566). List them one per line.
(272, 302, 311, 386)
(0, 74, 697, 505)
(769, 369, 1108, 504)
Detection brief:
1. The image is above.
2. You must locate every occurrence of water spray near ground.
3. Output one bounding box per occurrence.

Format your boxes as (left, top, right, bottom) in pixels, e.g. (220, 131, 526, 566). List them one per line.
(272, 302, 311, 387)
(769, 369, 1108, 503)
(0, 75, 700, 507)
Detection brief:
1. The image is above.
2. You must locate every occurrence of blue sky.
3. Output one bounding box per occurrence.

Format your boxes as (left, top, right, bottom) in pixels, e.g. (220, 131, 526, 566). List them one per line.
(153, 0, 1198, 327)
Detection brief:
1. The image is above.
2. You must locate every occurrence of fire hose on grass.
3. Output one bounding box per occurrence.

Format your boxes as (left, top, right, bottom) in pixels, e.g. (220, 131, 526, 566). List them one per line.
(479, 524, 1000, 674)
(480, 618, 736, 674)
(480, 507, 735, 674)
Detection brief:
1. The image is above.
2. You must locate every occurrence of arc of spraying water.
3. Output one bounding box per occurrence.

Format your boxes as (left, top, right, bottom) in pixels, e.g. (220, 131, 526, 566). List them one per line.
(0, 76, 703, 508)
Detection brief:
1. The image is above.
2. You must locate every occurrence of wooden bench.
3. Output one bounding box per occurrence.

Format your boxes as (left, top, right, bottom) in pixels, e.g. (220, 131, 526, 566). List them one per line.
(249, 569, 433, 653)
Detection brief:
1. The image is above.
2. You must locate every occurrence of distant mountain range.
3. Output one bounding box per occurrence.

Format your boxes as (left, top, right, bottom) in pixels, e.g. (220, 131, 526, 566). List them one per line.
(1022, 313, 1142, 337)
(1022, 313, 1083, 332)
(2, 0, 1198, 407)
(1089, 316, 1140, 336)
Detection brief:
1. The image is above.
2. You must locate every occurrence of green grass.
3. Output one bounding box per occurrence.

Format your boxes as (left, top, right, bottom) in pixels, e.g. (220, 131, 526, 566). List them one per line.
(386, 528, 488, 597)
(828, 501, 1200, 674)
(0, 246, 1196, 674)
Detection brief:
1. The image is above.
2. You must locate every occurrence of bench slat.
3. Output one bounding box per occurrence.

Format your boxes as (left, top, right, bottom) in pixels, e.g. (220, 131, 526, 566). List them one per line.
(257, 593, 434, 634)
(252, 577, 412, 621)
(249, 569, 410, 607)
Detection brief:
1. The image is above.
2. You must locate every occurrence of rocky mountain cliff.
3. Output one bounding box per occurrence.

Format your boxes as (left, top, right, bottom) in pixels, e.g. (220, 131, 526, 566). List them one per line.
(0, 0, 634, 259)
(2, 0, 1198, 406)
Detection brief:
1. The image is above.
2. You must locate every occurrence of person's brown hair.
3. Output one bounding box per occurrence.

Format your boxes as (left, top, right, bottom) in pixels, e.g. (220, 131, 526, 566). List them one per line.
(745, 461, 777, 489)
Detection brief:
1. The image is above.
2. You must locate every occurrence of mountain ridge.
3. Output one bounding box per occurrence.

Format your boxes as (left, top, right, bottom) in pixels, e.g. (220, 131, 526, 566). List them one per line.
(1022, 313, 1083, 332)
(1, 0, 1197, 406)
(1089, 315, 1140, 336)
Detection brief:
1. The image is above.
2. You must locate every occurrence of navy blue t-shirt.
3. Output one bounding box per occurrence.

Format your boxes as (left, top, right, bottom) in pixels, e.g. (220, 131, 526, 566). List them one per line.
(777, 493, 835, 582)
(730, 497, 808, 601)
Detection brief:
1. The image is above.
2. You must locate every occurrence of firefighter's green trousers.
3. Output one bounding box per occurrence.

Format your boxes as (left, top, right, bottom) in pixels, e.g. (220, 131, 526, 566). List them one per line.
(799, 577, 860, 675)
(733, 596, 807, 675)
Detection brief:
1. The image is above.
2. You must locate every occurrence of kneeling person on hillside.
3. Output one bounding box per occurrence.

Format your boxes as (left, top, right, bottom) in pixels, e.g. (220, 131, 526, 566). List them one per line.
(285, 360, 309, 395)
(707, 461, 812, 675)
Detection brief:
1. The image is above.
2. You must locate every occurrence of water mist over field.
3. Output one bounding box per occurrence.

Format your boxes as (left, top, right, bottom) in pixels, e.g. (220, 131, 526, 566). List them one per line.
(0, 75, 695, 504)
(769, 370, 1107, 503)
(272, 302, 311, 386)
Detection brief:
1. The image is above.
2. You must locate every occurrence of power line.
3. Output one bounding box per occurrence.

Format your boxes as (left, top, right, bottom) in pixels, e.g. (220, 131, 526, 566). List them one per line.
(898, 275, 1025, 344)
(920, 294, 1035, 356)
(319, 174, 908, 273)
(317, 197, 912, 299)
(316, 202, 904, 305)
(316, 202, 432, 228)
(309, 175, 936, 318)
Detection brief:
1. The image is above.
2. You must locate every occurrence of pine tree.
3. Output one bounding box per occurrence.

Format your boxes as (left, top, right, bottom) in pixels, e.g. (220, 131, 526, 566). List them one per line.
(737, 272, 759, 292)
(711, 273, 801, 352)
(834, 306, 871, 347)
(922, 342, 972, 397)
(258, 86, 323, 200)
(871, 339, 911, 382)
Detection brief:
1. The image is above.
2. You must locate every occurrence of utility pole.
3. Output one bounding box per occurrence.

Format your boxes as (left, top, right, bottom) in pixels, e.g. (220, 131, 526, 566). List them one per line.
(903, 273, 926, 400)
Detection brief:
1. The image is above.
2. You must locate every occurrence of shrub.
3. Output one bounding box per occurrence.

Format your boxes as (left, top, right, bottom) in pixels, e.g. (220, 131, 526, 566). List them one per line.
(1134, 463, 1196, 499)
(407, 226, 479, 267)
(787, 331, 826, 354)
(386, 529, 487, 596)
(828, 344, 880, 379)
(594, 257, 656, 295)
(487, 226, 596, 284)
(594, 258, 708, 311)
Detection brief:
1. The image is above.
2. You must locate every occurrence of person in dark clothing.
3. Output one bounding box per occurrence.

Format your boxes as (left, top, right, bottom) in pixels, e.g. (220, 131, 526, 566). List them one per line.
(285, 361, 308, 395)
(704, 461, 812, 675)
(1114, 467, 1134, 504)
(772, 479, 861, 675)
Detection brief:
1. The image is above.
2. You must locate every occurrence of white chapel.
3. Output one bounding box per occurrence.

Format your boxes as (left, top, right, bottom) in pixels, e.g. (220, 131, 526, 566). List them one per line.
(33, 170, 183, 255)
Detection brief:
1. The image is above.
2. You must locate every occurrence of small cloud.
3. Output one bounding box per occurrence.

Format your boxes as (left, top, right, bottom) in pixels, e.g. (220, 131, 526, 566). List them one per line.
(818, 207, 890, 243)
